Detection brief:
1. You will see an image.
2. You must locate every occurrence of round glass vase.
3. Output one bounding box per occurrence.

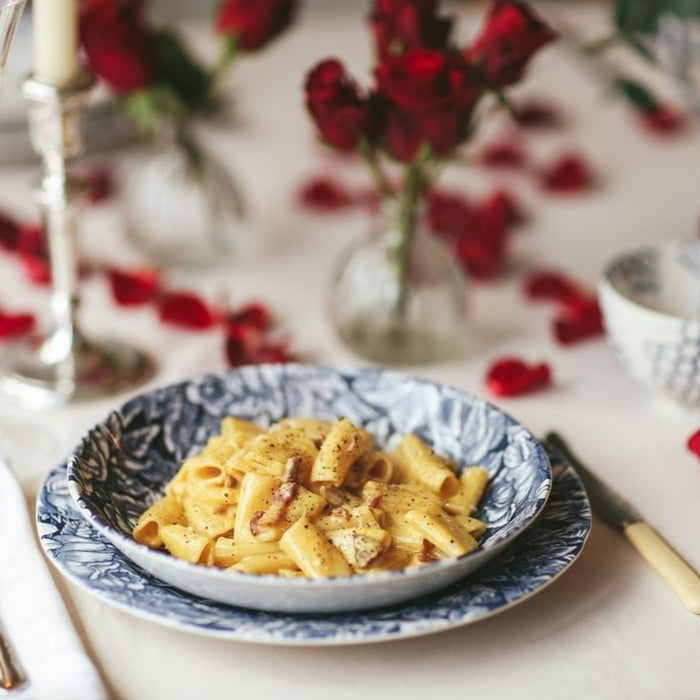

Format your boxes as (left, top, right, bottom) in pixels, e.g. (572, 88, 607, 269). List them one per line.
(329, 201, 470, 365)
(122, 122, 248, 268)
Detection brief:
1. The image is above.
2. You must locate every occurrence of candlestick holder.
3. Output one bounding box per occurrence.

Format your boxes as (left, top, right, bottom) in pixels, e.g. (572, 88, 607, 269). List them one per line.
(0, 71, 156, 409)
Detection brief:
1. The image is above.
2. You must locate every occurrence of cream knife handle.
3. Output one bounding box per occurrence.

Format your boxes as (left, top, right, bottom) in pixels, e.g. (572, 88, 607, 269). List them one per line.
(624, 521, 700, 614)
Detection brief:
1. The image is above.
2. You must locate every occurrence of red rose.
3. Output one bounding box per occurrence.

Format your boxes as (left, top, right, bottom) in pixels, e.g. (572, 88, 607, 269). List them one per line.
(375, 50, 481, 161)
(80, 0, 154, 94)
(370, 0, 453, 61)
(465, 1, 555, 89)
(216, 0, 297, 51)
(305, 59, 374, 152)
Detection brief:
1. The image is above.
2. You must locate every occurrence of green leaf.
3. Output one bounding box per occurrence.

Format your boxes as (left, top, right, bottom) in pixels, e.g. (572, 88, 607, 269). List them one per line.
(154, 29, 213, 110)
(667, 0, 700, 18)
(610, 75, 660, 113)
(614, 0, 665, 34)
(614, 0, 700, 36)
(123, 87, 188, 133)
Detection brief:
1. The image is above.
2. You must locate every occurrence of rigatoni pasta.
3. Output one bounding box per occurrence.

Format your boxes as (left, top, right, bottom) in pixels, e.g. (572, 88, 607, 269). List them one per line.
(132, 417, 490, 578)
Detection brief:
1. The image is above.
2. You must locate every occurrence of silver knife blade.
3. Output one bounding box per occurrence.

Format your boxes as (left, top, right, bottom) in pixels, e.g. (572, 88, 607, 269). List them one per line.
(545, 432, 642, 530)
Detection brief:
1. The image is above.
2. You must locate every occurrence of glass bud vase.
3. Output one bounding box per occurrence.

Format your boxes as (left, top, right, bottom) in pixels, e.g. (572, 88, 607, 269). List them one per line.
(122, 121, 248, 268)
(329, 200, 470, 365)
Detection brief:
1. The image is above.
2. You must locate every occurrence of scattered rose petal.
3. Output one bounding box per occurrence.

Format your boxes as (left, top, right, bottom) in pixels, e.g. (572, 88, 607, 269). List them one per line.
(513, 98, 564, 130)
(298, 176, 356, 211)
(225, 302, 273, 333)
(552, 297, 604, 345)
(483, 189, 527, 228)
(0, 310, 35, 339)
(16, 224, 47, 258)
(540, 153, 594, 194)
(0, 212, 20, 251)
(478, 137, 527, 169)
(18, 254, 51, 286)
(80, 167, 115, 205)
(108, 267, 161, 307)
(686, 429, 700, 460)
(225, 324, 292, 367)
(157, 291, 219, 330)
(485, 357, 552, 397)
(524, 269, 586, 306)
(639, 105, 686, 135)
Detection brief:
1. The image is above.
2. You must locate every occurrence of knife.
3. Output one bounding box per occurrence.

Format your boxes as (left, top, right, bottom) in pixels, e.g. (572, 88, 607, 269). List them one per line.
(545, 432, 700, 615)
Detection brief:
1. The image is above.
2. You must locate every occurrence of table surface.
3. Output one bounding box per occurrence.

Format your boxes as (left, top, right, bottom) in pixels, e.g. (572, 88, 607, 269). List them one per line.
(2, 2, 700, 699)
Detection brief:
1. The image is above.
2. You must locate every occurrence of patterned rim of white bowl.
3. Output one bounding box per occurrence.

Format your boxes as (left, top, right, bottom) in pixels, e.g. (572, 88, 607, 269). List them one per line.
(65, 364, 552, 613)
(599, 239, 700, 324)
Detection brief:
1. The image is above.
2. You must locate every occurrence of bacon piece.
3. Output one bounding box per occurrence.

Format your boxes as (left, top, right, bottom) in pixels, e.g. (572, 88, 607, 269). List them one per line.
(282, 456, 302, 484)
(417, 540, 438, 563)
(366, 493, 383, 509)
(249, 510, 265, 536)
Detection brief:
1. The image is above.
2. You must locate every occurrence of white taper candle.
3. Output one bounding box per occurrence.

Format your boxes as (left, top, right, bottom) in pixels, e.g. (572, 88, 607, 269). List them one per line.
(33, 0, 79, 86)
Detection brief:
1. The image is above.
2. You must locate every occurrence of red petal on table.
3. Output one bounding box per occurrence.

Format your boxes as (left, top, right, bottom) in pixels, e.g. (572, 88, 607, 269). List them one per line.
(524, 269, 586, 306)
(485, 357, 552, 397)
(83, 167, 115, 205)
(157, 292, 219, 330)
(686, 429, 700, 459)
(483, 189, 527, 228)
(428, 190, 471, 241)
(478, 137, 527, 169)
(0, 211, 21, 251)
(298, 177, 356, 211)
(552, 297, 604, 345)
(107, 267, 161, 307)
(639, 105, 687, 135)
(540, 153, 594, 194)
(513, 98, 564, 130)
(225, 325, 292, 367)
(225, 303, 273, 333)
(0, 311, 35, 339)
(18, 252, 51, 286)
(17, 224, 47, 258)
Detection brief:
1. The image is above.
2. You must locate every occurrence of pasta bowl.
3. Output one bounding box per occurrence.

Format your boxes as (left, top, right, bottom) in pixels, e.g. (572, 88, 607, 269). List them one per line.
(599, 238, 700, 407)
(66, 364, 552, 613)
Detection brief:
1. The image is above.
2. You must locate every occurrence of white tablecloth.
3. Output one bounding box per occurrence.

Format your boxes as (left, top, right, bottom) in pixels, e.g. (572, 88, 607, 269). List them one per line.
(1, 2, 699, 699)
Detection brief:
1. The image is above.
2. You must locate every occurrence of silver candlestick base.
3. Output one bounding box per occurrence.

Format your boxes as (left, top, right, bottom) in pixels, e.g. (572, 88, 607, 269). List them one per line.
(0, 71, 155, 410)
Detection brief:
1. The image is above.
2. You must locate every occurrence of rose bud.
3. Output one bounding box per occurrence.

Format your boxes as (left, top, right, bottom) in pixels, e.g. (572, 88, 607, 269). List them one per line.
(369, 0, 453, 60)
(80, 0, 155, 94)
(216, 0, 297, 51)
(465, 1, 556, 89)
(305, 59, 374, 152)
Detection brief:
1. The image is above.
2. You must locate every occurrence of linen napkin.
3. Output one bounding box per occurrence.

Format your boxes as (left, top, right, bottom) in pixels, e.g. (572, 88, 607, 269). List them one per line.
(0, 455, 107, 700)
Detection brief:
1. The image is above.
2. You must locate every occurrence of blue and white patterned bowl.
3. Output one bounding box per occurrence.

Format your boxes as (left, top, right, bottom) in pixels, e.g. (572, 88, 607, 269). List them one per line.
(66, 364, 552, 613)
(599, 239, 700, 407)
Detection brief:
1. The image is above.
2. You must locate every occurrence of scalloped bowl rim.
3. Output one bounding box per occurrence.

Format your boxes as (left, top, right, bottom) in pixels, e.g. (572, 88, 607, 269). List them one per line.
(66, 364, 552, 609)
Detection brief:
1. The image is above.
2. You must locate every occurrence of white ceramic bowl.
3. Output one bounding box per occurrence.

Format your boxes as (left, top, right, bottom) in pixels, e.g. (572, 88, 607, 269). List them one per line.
(66, 364, 552, 613)
(599, 239, 700, 407)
